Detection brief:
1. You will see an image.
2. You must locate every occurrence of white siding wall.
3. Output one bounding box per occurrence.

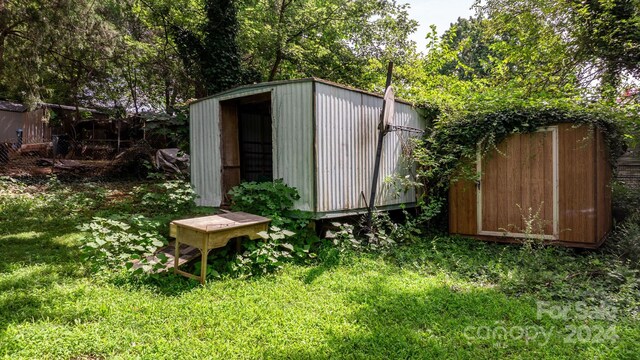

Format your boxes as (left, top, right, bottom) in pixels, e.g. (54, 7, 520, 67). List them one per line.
(190, 99, 221, 206)
(190, 81, 315, 211)
(315, 83, 422, 214)
(271, 83, 315, 211)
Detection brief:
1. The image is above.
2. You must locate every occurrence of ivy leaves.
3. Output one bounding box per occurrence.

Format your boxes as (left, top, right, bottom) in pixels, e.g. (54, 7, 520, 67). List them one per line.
(414, 103, 628, 213)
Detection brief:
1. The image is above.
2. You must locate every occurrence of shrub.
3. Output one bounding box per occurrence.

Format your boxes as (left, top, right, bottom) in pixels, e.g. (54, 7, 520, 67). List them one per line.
(43, 182, 107, 218)
(326, 210, 422, 255)
(132, 179, 196, 214)
(228, 179, 303, 227)
(612, 181, 640, 222)
(78, 215, 168, 273)
(192, 225, 321, 279)
(609, 212, 640, 269)
(230, 226, 301, 276)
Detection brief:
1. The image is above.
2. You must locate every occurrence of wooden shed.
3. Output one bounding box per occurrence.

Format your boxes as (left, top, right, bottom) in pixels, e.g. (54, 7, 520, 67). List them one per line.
(449, 123, 612, 248)
(0, 100, 49, 144)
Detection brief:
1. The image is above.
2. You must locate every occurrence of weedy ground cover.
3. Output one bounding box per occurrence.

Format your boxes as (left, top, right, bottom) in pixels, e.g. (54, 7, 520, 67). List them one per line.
(0, 177, 638, 359)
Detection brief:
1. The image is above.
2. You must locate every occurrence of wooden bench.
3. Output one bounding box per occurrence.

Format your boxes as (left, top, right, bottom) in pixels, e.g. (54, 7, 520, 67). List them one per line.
(169, 212, 271, 284)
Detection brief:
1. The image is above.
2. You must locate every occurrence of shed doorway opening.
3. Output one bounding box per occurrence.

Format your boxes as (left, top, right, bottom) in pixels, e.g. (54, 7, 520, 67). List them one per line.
(220, 92, 273, 204)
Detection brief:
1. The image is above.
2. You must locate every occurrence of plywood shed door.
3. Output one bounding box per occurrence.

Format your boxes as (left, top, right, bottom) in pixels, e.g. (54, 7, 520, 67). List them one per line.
(477, 127, 559, 239)
(220, 101, 241, 204)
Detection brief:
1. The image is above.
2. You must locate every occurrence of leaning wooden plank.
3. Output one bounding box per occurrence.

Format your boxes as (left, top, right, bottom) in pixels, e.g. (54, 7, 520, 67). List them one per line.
(130, 241, 201, 273)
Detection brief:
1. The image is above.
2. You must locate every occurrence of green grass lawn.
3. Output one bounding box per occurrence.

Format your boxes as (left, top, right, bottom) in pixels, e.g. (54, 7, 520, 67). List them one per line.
(0, 179, 639, 359)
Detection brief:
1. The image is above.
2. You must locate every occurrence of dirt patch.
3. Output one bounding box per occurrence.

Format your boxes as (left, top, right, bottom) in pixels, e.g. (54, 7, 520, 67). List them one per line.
(0, 156, 113, 178)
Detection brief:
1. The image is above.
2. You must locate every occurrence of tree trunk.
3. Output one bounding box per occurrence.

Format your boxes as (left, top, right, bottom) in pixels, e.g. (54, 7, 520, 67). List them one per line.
(268, 49, 283, 81)
(165, 76, 172, 113)
(267, 0, 290, 81)
(600, 62, 620, 101)
(0, 0, 8, 77)
(0, 33, 5, 77)
(194, 77, 206, 98)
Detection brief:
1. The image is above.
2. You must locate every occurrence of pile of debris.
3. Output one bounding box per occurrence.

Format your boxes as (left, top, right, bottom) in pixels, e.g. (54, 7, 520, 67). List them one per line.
(1, 138, 190, 180)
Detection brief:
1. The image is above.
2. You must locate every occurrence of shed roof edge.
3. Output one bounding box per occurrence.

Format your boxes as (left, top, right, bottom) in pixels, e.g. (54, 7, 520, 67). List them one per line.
(189, 77, 415, 107)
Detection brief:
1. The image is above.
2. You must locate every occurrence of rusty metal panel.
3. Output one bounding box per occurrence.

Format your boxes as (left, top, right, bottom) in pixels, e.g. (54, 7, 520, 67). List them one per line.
(315, 82, 423, 214)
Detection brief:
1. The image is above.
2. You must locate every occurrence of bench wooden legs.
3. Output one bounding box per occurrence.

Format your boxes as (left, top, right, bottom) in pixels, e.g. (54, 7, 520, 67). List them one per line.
(199, 247, 208, 285)
(173, 238, 208, 285)
(174, 239, 180, 276)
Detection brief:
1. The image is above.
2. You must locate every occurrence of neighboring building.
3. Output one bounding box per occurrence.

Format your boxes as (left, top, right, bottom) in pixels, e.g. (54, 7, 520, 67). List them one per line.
(41, 103, 109, 139)
(190, 78, 426, 218)
(617, 144, 640, 188)
(0, 100, 110, 146)
(0, 100, 48, 144)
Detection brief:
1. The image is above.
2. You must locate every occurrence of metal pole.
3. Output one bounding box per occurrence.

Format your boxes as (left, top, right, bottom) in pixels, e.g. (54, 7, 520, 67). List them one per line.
(367, 62, 393, 227)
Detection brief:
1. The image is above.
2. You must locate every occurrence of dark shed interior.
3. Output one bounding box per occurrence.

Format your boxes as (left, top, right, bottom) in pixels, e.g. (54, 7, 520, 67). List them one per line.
(219, 92, 273, 204)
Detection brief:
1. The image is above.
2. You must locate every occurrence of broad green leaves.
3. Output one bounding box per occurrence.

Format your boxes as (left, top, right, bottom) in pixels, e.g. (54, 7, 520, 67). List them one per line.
(77, 215, 168, 273)
(237, 0, 418, 90)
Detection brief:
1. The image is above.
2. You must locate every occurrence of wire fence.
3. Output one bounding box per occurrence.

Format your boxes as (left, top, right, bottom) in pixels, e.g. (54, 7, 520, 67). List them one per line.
(618, 147, 640, 189)
(0, 134, 157, 179)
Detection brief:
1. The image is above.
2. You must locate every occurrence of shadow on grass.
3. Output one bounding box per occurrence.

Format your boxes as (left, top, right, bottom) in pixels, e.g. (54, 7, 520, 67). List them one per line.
(0, 224, 83, 274)
(0, 203, 101, 331)
(0, 269, 101, 332)
(108, 272, 202, 297)
(382, 235, 639, 302)
(264, 272, 627, 359)
(302, 248, 343, 285)
(262, 284, 525, 358)
(0, 242, 98, 332)
(0, 194, 214, 295)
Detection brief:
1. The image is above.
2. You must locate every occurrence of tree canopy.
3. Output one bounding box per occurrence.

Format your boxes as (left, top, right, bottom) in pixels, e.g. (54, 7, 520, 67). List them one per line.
(0, 0, 638, 133)
(0, 0, 419, 109)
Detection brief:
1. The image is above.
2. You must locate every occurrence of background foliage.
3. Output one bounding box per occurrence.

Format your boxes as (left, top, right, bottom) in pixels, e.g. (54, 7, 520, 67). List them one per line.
(1, 0, 639, 148)
(0, 0, 418, 109)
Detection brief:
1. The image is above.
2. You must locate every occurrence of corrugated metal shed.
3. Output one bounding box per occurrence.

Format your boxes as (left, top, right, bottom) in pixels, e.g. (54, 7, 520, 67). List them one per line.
(190, 78, 425, 218)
